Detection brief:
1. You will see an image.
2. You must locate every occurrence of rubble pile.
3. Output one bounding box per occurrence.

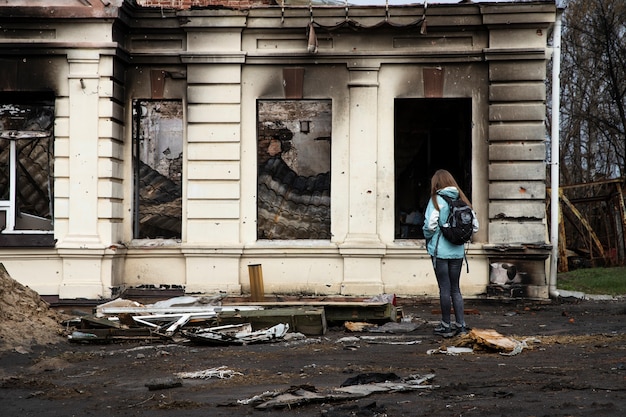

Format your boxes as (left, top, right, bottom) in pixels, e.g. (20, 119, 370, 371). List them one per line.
(0, 263, 65, 352)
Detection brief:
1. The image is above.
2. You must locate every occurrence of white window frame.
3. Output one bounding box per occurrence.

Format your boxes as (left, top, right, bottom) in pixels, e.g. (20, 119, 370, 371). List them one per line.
(0, 131, 53, 235)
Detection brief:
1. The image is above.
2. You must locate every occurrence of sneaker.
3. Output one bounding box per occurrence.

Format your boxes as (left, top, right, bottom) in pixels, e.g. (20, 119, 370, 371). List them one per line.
(433, 323, 456, 338)
(456, 325, 470, 336)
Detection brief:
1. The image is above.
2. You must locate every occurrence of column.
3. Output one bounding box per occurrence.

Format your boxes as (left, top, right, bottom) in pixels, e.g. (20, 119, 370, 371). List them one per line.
(58, 50, 106, 299)
(339, 65, 385, 296)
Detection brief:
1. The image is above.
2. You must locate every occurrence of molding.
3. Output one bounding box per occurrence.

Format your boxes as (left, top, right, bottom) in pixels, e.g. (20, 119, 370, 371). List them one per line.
(484, 48, 549, 61)
(181, 52, 246, 64)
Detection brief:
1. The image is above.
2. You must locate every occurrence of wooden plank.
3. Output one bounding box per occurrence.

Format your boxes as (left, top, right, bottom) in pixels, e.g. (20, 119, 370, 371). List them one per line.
(558, 196, 569, 272)
(617, 185, 626, 262)
(560, 190, 605, 259)
(323, 303, 397, 325)
(222, 301, 397, 326)
(215, 307, 327, 336)
(223, 301, 390, 307)
(69, 328, 162, 342)
(80, 315, 123, 329)
(98, 305, 263, 315)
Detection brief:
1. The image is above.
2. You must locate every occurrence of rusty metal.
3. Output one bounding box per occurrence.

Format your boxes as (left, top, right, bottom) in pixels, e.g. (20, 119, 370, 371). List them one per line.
(248, 264, 265, 302)
(283, 67, 305, 99)
(423, 67, 444, 98)
(150, 70, 166, 99)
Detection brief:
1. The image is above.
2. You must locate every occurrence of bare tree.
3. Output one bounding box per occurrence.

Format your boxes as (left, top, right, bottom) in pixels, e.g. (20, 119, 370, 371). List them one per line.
(546, 0, 626, 268)
(558, 0, 626, 183)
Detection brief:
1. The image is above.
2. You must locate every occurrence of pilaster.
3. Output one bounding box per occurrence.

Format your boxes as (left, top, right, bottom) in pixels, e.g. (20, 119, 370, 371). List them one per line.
(58, 50, 107, 299)
(58, 50, 103, 248)
(339, 64, 385, 295)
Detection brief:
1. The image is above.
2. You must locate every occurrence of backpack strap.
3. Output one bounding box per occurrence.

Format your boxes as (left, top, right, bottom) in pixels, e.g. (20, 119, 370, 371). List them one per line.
(437, 194, 470, 273)
(463, 243, 469, 273)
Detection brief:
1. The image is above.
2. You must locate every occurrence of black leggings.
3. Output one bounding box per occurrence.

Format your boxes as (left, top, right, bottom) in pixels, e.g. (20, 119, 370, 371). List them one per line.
(432, 257, 465, 326)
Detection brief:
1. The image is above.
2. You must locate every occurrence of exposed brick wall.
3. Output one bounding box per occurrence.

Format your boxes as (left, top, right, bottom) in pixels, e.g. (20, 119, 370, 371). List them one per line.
(136, 0, 275, 10)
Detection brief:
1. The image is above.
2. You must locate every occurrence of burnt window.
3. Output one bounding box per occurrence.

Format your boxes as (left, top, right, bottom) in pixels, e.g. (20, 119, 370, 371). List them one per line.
(132, 100, 183, 240)
(257, 100, 331, 240)
(394, 98, 472, 239)
(0, 94, 55, 247)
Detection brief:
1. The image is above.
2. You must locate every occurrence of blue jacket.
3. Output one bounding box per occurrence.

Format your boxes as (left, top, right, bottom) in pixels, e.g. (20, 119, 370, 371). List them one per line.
(422, 186, 478, 259)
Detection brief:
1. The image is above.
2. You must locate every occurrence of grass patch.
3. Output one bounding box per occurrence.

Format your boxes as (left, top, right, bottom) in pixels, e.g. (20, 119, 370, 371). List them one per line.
(557, 267, 626, 296)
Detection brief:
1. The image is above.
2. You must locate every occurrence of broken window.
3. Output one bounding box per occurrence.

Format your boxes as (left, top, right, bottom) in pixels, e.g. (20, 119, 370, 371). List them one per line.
(132, 100, 183, 239)
(394, 98, 472, 239)
(0, 94, 55, 246)
(257, 100, 331, 240)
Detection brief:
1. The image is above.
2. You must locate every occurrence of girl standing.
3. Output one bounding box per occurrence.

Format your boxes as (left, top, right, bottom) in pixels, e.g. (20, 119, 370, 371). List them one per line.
(423, 169, 479, 337)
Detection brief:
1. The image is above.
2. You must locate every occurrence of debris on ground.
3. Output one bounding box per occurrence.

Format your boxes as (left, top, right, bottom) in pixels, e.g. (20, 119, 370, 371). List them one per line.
(463, 328, 519, 351)
(345, 321, 378, 332)
(321, 401, 387, 417)
(68, 310, 290, 346)
(235, 373, 435, 410)
(66, 294, 400, 344)
(336, 335, 423, 348)
(66, 296, 316, 343)
(0, 274, 401, 350)
(181, 323, 289, 345)
(174, 366, 243, 380)
(145, 377, 183, 391)
(427, 346, 474, 355)
(426, 328, 541, 356)
(2, 291, 625, 417)
(345, 320, 421, 333)
(0, 263, 66, 352)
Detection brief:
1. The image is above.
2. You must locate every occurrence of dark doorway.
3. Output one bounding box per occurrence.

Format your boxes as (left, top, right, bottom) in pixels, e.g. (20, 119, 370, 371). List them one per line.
(394, 98, 472, 239)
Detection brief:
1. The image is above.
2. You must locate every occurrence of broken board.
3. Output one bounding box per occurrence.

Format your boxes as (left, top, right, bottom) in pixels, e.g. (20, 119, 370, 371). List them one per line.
(467, 328, 519, 352)
(214, 307, 327, 336)
(223, 301, 397, 326)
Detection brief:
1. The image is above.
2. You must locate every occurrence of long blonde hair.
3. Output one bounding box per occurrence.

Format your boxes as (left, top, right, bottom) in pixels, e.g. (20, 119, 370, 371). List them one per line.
(429, 169, 472, 211)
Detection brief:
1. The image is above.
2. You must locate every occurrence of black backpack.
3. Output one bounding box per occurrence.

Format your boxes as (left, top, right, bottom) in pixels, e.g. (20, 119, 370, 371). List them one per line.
(439, 195, 474, 245)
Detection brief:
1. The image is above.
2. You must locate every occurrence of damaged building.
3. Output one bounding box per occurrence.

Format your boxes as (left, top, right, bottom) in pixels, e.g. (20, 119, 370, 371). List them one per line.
(0, 0, 558, 300)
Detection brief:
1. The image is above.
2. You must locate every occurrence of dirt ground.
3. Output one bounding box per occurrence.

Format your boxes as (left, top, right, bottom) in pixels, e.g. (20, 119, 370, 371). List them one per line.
(1, 290, 625, 417)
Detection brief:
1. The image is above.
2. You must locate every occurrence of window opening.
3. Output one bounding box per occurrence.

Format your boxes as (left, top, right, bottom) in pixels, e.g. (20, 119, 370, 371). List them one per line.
(0, 95, 54, 237)
(257, 100, 331, 240)
(132, 100, 183, 239)
(394, 98, 472, 239)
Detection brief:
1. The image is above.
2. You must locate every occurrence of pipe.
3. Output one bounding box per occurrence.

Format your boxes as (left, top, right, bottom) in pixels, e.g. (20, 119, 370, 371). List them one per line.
(549, 9, 563, 298)
(248, 264, 265, 302)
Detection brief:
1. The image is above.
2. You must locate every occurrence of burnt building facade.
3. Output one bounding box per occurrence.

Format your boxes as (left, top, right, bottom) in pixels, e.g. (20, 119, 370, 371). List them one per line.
(0, 0, 557, 299)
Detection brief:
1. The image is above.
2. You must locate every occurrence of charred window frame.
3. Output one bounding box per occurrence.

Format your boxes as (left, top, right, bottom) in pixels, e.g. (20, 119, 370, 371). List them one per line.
(394, 98, 472, 240)
(132, 100, 183, 240)
(0, 93, 55, 247)
(257, 100, 331, 240)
